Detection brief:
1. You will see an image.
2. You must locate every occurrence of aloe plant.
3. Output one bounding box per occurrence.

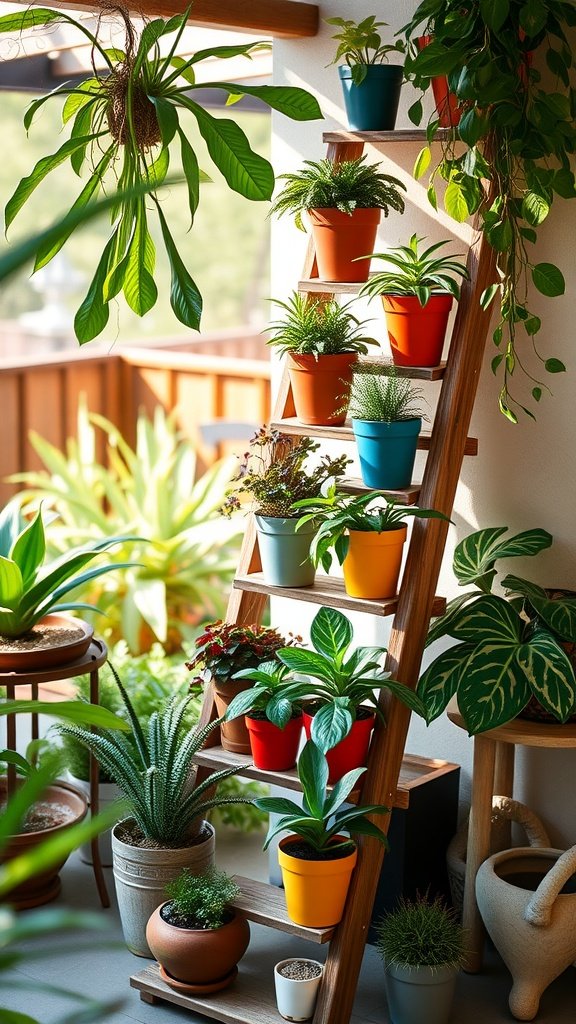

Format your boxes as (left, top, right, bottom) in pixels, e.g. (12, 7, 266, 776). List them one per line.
(0, 5, 322, 343)
(0, 500, 135, 640)
(418, 525, 576, 733)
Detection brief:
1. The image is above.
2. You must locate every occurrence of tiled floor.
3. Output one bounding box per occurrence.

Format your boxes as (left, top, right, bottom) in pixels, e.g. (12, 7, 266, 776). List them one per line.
(4, 828, 575, 1023)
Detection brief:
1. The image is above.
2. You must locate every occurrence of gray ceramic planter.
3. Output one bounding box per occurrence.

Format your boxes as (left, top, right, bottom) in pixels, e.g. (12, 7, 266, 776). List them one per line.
(384, 962, 458, 1024)
(255, 515, 316, 587)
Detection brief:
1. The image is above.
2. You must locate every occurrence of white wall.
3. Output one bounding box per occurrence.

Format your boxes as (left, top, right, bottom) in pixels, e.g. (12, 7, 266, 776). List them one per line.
(271, 1, 576, 847)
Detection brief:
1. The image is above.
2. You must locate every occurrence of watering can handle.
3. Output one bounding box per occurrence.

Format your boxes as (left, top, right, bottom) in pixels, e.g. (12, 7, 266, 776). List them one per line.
(492, 796, 550, 847)
(524, 844, 576, 927)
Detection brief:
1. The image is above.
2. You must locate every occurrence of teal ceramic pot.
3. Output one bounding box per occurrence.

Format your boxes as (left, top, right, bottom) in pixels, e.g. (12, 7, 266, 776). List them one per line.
(338, 65, 403, 131)
(255, 516, 316, 588)
(352, 418, 422, 489)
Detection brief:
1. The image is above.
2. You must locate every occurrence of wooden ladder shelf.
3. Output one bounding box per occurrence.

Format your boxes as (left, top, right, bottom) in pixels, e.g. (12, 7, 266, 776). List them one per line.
(131, 129, 497, 1023)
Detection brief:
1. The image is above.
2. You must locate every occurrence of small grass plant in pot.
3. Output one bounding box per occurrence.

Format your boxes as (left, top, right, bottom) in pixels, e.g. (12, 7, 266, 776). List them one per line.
(221, 427, 350, 588)
(224, 660, 303, 771)
(359, 234, 469, 367)
(57, 667, 251, 956)
(273, 606, 426, 782)
(418, 525, 576, 734)
(345, 364, 426, 489)
(295, 489, 450, 601)
(274, 958, 324, 1022)
(146, 867, 250, 994)
(256, 740, 390, 928)
(267, 292, 377, 426)
(271, 156, 406, 283)
(375, 894, 465, 1024)
(326, 16, 405, 131)
(186, 620, 290, 753)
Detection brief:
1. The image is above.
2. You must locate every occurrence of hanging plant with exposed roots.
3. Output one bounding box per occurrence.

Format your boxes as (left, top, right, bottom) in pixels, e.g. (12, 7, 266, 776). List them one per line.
(1, 5, 322, 343)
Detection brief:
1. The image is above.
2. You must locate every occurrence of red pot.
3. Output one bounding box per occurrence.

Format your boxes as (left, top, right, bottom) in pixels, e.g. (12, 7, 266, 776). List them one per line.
(308, 208, 380, 283)
(287, 352, 357, 426)
(246, 713, 303, 771)
(302, 709, 375, 783)
(381, 292, 454, 367)
(417, 36, 461, 128)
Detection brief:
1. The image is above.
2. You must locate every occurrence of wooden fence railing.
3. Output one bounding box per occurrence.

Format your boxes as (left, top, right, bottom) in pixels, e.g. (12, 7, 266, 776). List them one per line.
(1, 330, 271, 505)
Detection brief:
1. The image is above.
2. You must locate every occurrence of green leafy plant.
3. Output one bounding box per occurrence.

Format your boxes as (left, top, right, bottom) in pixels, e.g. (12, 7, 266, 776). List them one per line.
(270, 156, 406, 231)
(326, 16, 405, 85)
(399, 0, 576, 421)
(294, 489, 450, 574)
(221, 427, 350, 518)
(343, 363, 426, 422)
(11, 403, 242, 653)
(57, 666, 250, 846)
(375, 893, 465, 969)
(0, 499, 136, 640)
(224, 660, 298, 729)
(266, 292, 377, 358)
(418, 525, 576, 734)
(163, 866, 239, 929)
(359, 234, 469, 306)
(255, 739, 390, 855)
(1, 5, 322, 343)
(271, 606, 425, 752)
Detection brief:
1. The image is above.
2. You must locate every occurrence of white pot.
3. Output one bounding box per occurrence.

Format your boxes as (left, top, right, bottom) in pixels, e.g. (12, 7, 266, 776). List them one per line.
(274, 958, 324, 1021)
(112, 818, 215, 958)
(384, 962, 458, 1024)
(67, 774, 122, 867)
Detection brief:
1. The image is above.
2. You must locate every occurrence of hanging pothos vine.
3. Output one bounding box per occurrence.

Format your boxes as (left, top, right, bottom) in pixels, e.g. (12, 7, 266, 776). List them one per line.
(0, 5, 322, 343)
(400, 0, 576, 422)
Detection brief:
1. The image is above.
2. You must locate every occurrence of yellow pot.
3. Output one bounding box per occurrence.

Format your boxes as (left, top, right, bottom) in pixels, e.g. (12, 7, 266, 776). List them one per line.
(278, 836, 357, 928)
(342, 526, 407, 599)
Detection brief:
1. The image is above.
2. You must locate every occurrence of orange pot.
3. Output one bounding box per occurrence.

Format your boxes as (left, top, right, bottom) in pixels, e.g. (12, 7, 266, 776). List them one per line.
(416, 36, 462, 128)
(278, 836, 357, 927)
(308, 208, 380, 282)
(213, 678, 252, 753)
(381, 293, 454, 367)
(342, 526, 407, 600)
(287, 352, 358, 425)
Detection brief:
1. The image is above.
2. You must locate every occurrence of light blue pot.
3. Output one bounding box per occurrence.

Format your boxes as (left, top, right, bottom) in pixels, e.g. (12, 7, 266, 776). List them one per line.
(255, 516, 316, 588)
(352, 418, 422, 489)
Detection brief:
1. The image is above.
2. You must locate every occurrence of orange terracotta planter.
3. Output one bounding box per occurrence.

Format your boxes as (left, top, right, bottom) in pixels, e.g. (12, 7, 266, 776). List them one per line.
(342, 526, 407, 600)
(417, 36, 462, 128)
(308, 207, 380, 283)
(381, 293, 454, 367)
(278, 836, 357, 927)
(287, 352, 358, 425)
(213, 678, 252, 753)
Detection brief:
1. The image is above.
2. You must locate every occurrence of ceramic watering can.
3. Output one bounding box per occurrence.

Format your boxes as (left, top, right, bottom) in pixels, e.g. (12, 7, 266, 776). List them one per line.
(476, 844, 576, 1021)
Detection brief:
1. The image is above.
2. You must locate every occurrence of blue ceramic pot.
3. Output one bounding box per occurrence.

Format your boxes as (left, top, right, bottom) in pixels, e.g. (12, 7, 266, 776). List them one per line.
(255, 516, 316, 587)
(352, 418, 422, 489)
(338, 65, 403, 132)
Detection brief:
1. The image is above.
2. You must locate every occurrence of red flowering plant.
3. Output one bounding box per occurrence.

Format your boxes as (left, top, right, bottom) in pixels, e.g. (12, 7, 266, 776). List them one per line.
(186, 621, 293, 689)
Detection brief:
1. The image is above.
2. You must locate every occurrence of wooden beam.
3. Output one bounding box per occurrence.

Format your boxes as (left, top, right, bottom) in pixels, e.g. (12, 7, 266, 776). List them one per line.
(19, 0, 319, 38)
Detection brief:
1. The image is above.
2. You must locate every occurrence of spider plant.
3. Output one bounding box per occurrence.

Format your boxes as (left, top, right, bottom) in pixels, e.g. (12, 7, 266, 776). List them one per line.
(359, 234, 469, 306)
(0, 5, 322, 343)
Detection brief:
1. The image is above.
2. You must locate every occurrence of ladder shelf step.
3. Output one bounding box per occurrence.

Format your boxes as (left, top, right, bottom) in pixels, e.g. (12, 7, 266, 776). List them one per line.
(323, 129, 453, 145)
(232, 875, 334, 943)
(270, 417, 479, 455)
(340, 477, 420, 502)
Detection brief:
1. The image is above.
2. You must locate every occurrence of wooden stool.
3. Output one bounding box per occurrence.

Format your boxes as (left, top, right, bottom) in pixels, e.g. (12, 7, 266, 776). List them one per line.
(447, 697, 576, 971)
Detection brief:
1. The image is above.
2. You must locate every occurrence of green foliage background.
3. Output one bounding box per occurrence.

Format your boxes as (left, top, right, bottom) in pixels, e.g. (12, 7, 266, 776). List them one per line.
(0, 91, 271, 335)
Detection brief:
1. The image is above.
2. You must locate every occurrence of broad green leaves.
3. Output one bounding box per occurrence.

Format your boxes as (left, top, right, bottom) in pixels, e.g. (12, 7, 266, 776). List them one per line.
(181, 99, 274, 201)
(310, 606, 352, 662)
(453, 526, 552, 591)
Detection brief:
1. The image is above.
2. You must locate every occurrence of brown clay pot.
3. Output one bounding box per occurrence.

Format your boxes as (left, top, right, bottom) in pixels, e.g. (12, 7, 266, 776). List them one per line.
(287, 352, 358, 426)
(0, 779, 87, 908)
(0, 614, 94, 672)
(308, 208, 380, 283)
(213, 678, 252, 753)
(146, 904, 250, 986)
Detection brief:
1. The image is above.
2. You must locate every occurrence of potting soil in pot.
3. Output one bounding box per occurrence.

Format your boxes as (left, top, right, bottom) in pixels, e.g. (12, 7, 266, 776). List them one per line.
(0, 799, 77, 833)
(278, 961, 322, 981)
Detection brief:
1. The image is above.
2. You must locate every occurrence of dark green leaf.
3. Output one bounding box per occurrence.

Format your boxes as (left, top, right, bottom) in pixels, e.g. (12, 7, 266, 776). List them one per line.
(180, 98, 274, 200)
(480, 283, 500, 310)
(74, 231, 117, 343)
(518, 630, 576, 721)
(417, 644, 475, 723)
(522, 192, 550, 226)
(532, 387, 542, 401)
(123, 202, 158, 316)
(544, 357, 566, 373)
(532, 263, 565, 297)
(178, 128, 200, 224)
(479, 0, 510, 32)
(310, 607, 352, 661)
(451, 594, 522, 644)
(408, 98, 423, 126)
(458, 110, 486, 147)
(155, 203, 202, 329)
(524, 315, 541, 335)
(458, 642, 530, 734)
(519, 0, 548, 37)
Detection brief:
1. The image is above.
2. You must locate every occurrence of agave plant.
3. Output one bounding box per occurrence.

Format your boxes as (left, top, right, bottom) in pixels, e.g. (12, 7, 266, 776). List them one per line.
(0, 5, 322, 343)
(0, 500, 135, 640)
(10, 403, 242, 653)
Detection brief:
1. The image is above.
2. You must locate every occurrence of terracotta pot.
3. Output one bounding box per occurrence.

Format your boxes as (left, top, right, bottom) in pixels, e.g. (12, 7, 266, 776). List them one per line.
(246, 713, 303, 771)
(416, 36, 461, 128)
(302, 708, 375, 784)
(287, 352, 357, 426)
(308, 208, 380, 283)
(213, 678, 252, 753)
(0, 778, 87, 908)
(343, 527, 407, 600)
(0, 614, 94, 672)
(147, 904, 250, 987)
(381, 293, 454, 367)
(278, 835, 357, 927)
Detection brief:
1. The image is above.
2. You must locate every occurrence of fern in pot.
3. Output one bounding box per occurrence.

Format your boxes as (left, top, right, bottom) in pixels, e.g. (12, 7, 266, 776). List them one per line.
(344, 363, 426, 490)
(271, 155, 406, 283)
(267, 292, 377, 426)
